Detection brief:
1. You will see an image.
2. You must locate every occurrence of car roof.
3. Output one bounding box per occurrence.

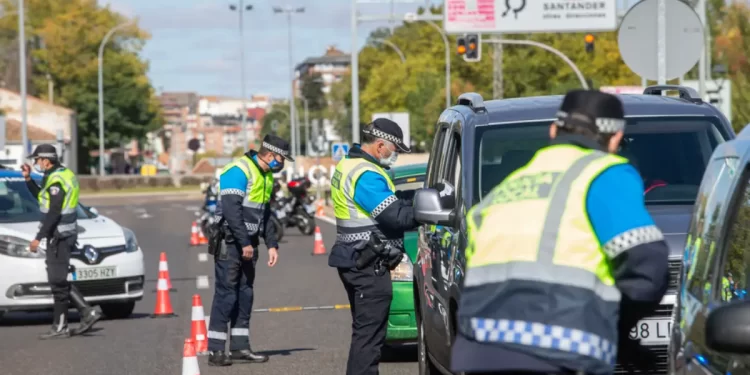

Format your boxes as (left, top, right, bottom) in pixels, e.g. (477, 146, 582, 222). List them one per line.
(0, 169, 42, 180)
(483, 94, 723, 124)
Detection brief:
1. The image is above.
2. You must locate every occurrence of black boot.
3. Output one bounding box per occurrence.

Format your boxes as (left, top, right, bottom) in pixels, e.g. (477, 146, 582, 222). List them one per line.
(40, 313, 70, 340)
(208, 351, 232, 367)
(230, 349, 269, 363)
(69, 286, 102, 335)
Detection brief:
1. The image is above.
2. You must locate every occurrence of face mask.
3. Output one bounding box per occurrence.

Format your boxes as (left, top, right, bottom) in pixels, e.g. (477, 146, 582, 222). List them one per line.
(379, 148, 398, 167)
(33, 163, 43, 173)
(269, 158, 284, 173)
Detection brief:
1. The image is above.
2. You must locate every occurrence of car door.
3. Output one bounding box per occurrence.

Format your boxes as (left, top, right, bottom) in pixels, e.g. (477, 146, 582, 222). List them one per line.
(677, 156, 739, 375)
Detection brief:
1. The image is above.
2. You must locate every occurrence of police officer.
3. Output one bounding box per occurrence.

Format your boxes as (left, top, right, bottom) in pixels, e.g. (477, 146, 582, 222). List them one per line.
(207, 134, 290, 367)
(328, 118, 420, 375)
(451, 90, 670, 375)
(22, 144, 102, 339)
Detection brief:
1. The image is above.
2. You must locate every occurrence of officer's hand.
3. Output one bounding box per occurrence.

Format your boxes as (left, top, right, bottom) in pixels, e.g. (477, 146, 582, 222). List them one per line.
(242, 245, 254, 260)
(21, 164, 31, 180)
(29, 239, 40, 253)
(268, 247, 278, 267)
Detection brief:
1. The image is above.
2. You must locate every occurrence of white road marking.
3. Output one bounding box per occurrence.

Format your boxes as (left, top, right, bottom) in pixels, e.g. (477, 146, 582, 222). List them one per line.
(315, 215, 336, 225)
(138, 212, 152, 219)
(205, 315, 210, 327)
(198, 253, 208, 262)
(196, 275, 210, 289)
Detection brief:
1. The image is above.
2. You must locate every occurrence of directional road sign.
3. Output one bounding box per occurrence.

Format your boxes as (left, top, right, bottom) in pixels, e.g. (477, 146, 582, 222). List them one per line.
(332, 143, 350, 162)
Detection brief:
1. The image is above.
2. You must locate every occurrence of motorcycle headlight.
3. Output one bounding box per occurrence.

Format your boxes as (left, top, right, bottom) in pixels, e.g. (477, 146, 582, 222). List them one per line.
(0, 235, 44, 258)
(122, 227, 139, 253)
(391, 253, 414, 282)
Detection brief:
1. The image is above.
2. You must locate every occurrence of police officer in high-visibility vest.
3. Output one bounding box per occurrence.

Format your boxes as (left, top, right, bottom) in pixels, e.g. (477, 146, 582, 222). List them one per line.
(22, 144, 102, 339)
(207, 134, 289, 367)
(451, 90, 670, 375)
(328, 118, 420, 375)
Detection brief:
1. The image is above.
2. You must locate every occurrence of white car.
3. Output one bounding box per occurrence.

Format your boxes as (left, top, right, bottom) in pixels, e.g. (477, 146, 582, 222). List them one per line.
(0, 170, 145, 319)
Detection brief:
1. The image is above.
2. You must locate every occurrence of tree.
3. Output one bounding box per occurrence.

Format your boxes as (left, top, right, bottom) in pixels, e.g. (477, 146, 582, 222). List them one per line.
(327, 74, 352, 143)
(0, 0, 162, 173)
(260, 103, 291, 140)
(300, 72, 326, 112)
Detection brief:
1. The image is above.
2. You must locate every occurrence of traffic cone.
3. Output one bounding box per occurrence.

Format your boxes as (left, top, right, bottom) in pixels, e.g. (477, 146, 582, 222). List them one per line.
(190, 221, 200, 246)
(191, 294, 208, 355)
(182, 338, 201, 375)
(198, 227, 208, 245)
(315, 199, 324, 217)
(157, 252, 174, 292)
(312, 226, 326, 255)
(151, 273, 176, 318)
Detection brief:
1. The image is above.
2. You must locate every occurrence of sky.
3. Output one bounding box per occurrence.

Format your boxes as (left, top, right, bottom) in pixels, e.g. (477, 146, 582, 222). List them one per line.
(102, 0, 640, 100)
(100, 0, 432, 99)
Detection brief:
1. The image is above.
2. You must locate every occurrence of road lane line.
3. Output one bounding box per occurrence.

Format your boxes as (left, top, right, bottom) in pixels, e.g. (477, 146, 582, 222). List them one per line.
(315, 214, 336, 225)
(196, 275, 210, 289)
(198, 253, 208, 262)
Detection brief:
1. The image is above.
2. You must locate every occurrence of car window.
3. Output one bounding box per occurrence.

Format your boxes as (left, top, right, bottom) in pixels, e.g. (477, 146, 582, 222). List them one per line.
(0, 177, 92, 223)
(684, 158, 737, 303)
(716, 164, 750, 303)
(427, 124, 449, 187)
(394, 175, 425, 191)
(473, 116, 725, 205)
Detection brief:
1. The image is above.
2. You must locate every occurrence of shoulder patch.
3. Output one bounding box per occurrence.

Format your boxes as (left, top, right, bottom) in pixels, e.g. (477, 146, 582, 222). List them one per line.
(49, 186, 60, 195)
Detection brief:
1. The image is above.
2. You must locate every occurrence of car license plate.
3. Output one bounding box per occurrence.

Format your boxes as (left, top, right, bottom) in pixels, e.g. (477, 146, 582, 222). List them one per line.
(69, 266, 117, 281)
(629, 318, 671, 345)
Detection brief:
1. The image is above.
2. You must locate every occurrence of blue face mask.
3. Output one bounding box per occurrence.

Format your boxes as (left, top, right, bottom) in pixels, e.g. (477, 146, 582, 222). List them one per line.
(268, 158, 284, 172)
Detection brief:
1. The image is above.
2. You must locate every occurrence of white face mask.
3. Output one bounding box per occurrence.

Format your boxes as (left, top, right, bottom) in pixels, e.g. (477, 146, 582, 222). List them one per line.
(33, 163, 43, 173)
(379, 150, 398, 167)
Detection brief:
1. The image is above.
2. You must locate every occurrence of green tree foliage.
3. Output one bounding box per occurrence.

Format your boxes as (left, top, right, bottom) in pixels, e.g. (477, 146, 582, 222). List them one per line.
(0, 0, 162, 172)
(301, 72, 326, 112)
(713, 2, 750, 131)
(261, 103, 291, 140)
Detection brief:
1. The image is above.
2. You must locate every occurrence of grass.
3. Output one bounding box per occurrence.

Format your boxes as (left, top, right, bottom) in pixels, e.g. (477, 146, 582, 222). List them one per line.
(80, 185, 202, 195)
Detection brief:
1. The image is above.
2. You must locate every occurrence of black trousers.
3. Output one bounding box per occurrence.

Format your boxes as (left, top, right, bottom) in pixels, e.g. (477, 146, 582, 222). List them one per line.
(46, 235, 89, 326)
(338, 263, 393, 375)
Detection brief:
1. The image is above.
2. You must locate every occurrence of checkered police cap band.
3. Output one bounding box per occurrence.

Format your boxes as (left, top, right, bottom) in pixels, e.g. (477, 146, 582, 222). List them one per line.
(555, 110, 625, 134)
(36, 152, 57, 158)
(363, 127, 401, 145)
(262, 142, 288, 157)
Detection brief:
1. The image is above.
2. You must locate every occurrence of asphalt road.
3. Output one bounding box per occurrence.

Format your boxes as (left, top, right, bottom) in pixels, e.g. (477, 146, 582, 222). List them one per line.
(0, 196, 417, 375)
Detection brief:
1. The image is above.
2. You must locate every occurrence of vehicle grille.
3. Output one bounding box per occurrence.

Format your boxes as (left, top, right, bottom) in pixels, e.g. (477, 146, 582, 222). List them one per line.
(73, 276, 142, 297)
(668, 260, 682, 292)
(71, 245, 128, 265)
(649, 304, 674, 318)
(614, 345, 668, 374)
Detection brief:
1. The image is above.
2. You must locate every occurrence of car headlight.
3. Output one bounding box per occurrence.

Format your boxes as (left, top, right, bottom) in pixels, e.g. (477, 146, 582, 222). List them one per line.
(122, 227, 139, 253)
(0, 235, 44, 258)
(391, 253, 413, 282)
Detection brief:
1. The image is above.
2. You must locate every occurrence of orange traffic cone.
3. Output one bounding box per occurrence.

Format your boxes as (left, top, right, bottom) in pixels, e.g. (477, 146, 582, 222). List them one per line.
(191, 294, 208, 355)
(315, 199, 324, 217)
(198, 227, 208, 245)
(157, 252, 174, 292)
(182, 338, 201, 375)
(151, 273, 175, 318)
(312, 226, 326, 255)
(190, 221, 200, 246)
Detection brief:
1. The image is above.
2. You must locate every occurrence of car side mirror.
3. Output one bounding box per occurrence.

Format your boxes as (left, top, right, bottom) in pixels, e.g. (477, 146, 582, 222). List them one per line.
(88, 207, 99, 216)
(706, 300, 750, 353)
(414, 188, 454, 226)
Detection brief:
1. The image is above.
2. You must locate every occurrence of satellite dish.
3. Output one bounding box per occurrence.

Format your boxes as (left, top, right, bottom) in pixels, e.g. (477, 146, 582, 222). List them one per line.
(187, 138, 200, 152)
(618, 0, 704, 81)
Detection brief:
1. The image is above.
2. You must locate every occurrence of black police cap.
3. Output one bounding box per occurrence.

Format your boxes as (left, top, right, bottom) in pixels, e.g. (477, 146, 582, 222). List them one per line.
(261, 134, 294, 161)
(554, 89, 626, 134)
(29, 144, 58, 160)
(363, 118, 411, 153)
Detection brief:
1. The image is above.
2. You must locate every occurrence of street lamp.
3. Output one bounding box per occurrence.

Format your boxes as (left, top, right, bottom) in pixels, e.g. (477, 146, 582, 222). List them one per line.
(230, 2, 253, 152)
(98, 20, 134, 176)
(273, 5, 304, 177)
(369, 38, 406, 63)
(404, 14, 450, 109)
(11, 2, 28, 160)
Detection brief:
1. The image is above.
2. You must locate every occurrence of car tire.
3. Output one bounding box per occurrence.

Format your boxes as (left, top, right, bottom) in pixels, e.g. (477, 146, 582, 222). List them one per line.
(418, 317, 440, 375)
(100, 301, 136, 319)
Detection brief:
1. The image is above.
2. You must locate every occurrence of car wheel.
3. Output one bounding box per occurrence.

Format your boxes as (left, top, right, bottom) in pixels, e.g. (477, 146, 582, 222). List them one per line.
(418, 317, 439, 375)
(100, 301, 136, 319)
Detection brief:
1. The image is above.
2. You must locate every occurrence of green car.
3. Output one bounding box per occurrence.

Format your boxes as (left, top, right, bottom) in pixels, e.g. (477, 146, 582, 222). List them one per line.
(385, 162, 427, 343)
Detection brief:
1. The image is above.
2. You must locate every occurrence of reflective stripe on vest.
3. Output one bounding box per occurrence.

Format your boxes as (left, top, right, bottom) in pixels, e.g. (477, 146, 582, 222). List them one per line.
(39, 167, 79, 237)
(331, 157, 402, 249)
(459, 145, 634, 370)
(220, 155, 274, 236)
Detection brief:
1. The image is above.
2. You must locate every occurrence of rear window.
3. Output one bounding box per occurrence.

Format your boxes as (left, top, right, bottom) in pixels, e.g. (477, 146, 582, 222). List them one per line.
(473, 116, 726, 206)
(0, 177, 92, 223)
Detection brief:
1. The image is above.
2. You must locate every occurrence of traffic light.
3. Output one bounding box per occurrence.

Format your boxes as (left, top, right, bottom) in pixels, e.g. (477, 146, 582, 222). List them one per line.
(585, 33, 595, 54)
(457, 34, 481, 62)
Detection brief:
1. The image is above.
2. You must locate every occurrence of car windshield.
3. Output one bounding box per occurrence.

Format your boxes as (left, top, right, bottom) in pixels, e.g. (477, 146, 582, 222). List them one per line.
(474, 117, 725, 206)
(394, 175, 426, 191)
(0, 177, 92, 223)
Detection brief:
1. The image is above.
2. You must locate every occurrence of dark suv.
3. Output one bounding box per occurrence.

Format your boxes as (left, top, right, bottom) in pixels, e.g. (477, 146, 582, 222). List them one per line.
(670, 125, 750, 374)
(411, 86, 735, 375)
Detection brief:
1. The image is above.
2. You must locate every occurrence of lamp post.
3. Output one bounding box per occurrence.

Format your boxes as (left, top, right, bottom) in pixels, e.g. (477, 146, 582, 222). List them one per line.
(369, 38, 406, 63)
(14, 2, 28, 161)
(230, 2, 253, 151)
(98, 20, 133, 176)
(273, 5, 304, 177)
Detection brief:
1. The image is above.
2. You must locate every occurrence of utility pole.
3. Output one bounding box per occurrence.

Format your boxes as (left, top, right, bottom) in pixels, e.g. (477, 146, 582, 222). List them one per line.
(230, 2, 253, 151)
(18, 0, 27, 161)
(492, 34, 504, 99)
(696, 0, 707, 98)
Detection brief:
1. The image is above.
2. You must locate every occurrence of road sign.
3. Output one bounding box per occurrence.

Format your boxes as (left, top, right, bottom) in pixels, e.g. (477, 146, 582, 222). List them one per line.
(332, 143, 350, 162)
(444, 0, 618, 34)
(372, 113, 410, 149)
(618, 0, 703, 82)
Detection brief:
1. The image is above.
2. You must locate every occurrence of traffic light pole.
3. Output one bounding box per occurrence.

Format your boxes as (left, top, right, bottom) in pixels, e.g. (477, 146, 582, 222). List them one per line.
(484, 38, 589, 90)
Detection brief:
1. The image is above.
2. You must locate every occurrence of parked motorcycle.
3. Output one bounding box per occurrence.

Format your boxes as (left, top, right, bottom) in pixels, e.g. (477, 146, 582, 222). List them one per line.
(272, 177, 316, 237)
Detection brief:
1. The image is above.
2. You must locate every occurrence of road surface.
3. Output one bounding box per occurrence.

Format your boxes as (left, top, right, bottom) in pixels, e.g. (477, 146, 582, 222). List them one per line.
(0, 197, 417, 375)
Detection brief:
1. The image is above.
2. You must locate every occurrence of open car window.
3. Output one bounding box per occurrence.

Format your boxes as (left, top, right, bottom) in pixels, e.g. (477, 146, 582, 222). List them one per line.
(0, 177, 93, 223)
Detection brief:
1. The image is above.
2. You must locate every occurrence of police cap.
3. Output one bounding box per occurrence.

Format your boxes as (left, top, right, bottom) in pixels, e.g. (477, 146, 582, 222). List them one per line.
(554, 89, 626, 134)
(261, 134, 294, 162)
(29, 144, 58, 161)
(363, 118, 411, 153)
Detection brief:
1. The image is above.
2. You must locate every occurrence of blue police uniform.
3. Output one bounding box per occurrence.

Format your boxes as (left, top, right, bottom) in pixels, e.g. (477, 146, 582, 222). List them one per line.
(207, 149, 279, 365)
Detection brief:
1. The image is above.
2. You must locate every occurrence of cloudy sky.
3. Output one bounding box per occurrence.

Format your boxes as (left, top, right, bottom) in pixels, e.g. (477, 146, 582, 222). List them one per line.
(102, 0, 638, 99)
(100, 0, 431, 99)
